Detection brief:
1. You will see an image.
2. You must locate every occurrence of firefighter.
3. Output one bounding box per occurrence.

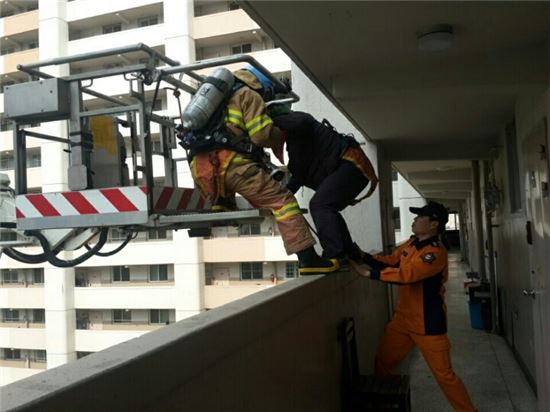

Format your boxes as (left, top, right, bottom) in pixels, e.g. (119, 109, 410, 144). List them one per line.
(269, 110, 378, 264)
(187, 67, 339, 274)
(351, 201, 477, 412)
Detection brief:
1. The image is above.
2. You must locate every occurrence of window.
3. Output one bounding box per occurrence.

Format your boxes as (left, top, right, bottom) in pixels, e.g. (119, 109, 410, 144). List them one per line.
(231, 43, 252, 55)
(102, 23, 121, 34)
(27, 150, 41, 168)
(33, 268, 44, 284)
(392, 207, 401, 231)
(151, 140, 163, 154)
(239, 223, 261, 236)
(229, 1, 240, 10)
(27, 42, 38, 49)
(505, 122, 522, 212)
(241, 262, 263, 280)
(33, 309, 45, 323)
(113, 309, 131, 323)
(112, 266, 130, 282)
(285, 262, 298, 278)
(138, 15, 159, 27)
(4, 349, 21, 360)
(1, 269, 18, 284)
(147, 229, 168, 240)
(27, 4, 38, 11)
(2, 309, 20, 322)
(0, 151, 15, 170)
(150, 309, 169, 324)
(149, 265, 168, 281)
(0, 47, 15, 56)
(34, 350, 46, 363)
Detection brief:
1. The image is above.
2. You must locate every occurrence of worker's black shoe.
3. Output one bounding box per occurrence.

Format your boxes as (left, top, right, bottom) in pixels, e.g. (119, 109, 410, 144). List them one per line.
(211, 196, 237, 213)
(297, 247, 340, 274)
(346, 242, 365, 263)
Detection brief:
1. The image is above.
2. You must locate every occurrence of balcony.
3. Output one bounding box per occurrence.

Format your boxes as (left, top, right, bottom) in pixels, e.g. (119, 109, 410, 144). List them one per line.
(1, 10, 38, 36)
(204, 281, 277, 309)
(1, 48, 39, 75)
(75, 286, 175, 309)
(0, 326, 46, 349)
(202, 236, 288, 262)
(193, 9, 259, 40)
(67, 0, 160, 22)
(0, 286, 44, 308)
(68, 25, 165, 56)
(75, 329, 150, 352)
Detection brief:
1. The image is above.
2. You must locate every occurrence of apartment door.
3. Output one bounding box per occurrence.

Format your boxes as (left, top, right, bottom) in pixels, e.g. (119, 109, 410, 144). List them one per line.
(523, 119, 550, 408)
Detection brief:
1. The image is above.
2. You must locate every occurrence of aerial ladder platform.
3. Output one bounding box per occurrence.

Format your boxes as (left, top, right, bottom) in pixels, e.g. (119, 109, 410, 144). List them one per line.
(0, 43, 298, 267)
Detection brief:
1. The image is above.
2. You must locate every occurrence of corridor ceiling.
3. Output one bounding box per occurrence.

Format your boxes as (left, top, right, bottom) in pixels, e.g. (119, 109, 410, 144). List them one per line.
(240, 1, 550, 206)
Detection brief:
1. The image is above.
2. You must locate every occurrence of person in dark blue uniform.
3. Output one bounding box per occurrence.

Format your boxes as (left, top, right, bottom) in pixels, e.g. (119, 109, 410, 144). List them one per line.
(271, 111, 378, 264)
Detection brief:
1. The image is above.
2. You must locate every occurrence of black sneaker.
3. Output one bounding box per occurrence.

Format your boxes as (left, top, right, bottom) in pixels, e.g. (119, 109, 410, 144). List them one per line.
(297, 247, 340, 274)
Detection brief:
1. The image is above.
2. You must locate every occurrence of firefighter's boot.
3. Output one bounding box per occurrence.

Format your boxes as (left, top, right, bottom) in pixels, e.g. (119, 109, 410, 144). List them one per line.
(297, 247, 340, 274)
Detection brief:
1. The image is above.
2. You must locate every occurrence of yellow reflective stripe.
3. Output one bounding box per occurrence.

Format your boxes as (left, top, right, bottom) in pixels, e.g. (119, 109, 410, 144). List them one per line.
(228, 108, 243, 118)
(274, 208, 302, 221)
(246, 115, 273, 136)
(273, 201, 301, 221)
(342, 154, 368, 178)
(225, 114, 246, 130)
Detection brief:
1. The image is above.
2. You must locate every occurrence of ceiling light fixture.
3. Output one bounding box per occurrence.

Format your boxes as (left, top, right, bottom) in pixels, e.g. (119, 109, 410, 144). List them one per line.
(417, 24, 453, 52)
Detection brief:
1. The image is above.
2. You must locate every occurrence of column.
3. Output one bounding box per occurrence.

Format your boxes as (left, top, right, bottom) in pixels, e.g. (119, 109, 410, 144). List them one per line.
(38, 0, 76, 367)
(163, 0, 204, 319)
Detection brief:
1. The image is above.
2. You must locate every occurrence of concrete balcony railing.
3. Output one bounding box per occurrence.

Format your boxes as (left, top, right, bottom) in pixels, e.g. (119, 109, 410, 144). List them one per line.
(202, 236, 288, 262)
(0, 284, 45, 308)
(67, 0, 159, 22)
(0, 326, 46, 349)
(74, 329, 149, 353)
(193, 9, 259, 40)
(204, 282, 277, 309)
(75, 286, 175, 309)
(68, 25, 165, 57)
(1, 10, 38, 36)
(1, 270, 390, 411)
(1, 48, 39, 75)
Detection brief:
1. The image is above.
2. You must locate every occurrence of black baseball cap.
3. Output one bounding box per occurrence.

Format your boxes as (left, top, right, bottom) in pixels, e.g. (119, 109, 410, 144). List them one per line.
(409, 201, 449, 227)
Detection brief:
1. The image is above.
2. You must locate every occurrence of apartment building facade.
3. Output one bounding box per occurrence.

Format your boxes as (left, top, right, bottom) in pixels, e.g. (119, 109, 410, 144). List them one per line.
(0, 0, 382, 386)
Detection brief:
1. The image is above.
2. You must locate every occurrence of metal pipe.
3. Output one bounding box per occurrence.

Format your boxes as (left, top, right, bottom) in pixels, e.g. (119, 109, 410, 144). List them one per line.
(79, 105, 141, 118)
(81, 88, 126, 107)
(160, 75, 197, 95)
(160, 54, 292, 95)
(18, 43, 178, 74)
(63, 64, 147, 83)
(23, 130, 70, 145)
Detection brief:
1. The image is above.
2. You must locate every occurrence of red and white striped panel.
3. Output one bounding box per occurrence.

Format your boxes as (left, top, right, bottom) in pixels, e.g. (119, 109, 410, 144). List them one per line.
(150, 187, 211, 212)
(16, 186, 148, 230)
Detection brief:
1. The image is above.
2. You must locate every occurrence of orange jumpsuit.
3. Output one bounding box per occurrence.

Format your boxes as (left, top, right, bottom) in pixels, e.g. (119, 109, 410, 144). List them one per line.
(364, 235, 477, 412)
(190, 86, 315, 254)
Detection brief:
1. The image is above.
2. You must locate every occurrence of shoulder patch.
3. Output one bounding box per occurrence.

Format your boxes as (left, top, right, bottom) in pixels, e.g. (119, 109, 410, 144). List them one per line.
(421, 252, 436, 264)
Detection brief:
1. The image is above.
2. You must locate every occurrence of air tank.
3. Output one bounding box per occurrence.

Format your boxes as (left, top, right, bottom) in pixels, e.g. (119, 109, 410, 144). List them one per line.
(182, 67, 235, 130)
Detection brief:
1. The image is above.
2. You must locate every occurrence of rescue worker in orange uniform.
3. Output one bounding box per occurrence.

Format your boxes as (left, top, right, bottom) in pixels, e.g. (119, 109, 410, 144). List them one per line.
(270, 111, 378, 264)
(351, 202, 477, 412)
(188, 67, 339, 274)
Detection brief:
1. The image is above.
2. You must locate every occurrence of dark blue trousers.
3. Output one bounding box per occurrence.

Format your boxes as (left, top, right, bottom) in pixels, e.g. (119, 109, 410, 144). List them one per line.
(309, 160, 368, 259)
